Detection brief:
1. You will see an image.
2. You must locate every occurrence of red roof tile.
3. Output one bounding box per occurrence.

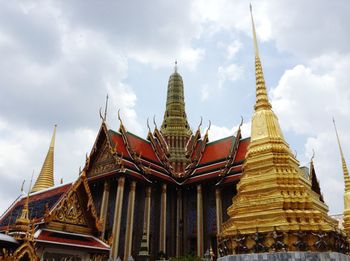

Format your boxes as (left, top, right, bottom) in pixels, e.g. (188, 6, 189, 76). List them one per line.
(36, 229, 109, 251)
(109, 131, 129, 156)
(125, 132, 160, 163)
(234, 138, 250, 163)
(199, 137, 234, 165)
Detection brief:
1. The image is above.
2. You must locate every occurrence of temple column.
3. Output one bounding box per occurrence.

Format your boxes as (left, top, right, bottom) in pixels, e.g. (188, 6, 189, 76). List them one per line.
(100, 179, 110, 240)
(110, 177, 125, 260)
(143, 186, 152, 247)
(197, 184, 204, 257)
(176, 189, 183, 256)
(160, 183, 167, 253)
(215, 188, 222, 234)
(124, 181, 137, 261)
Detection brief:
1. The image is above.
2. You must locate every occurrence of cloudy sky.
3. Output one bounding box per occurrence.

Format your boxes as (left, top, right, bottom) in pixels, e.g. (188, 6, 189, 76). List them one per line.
(0, 0, 349, 216)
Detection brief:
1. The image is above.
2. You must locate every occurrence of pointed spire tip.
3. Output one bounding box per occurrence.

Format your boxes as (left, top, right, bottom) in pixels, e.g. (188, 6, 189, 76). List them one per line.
(174, 60, 178, 73)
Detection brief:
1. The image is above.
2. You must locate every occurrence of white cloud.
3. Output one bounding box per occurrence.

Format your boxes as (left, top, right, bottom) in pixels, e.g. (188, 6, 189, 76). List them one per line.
(193, 0, 272, 41)
(200, 84, 210, 101)
(270, 53, 350, 214)
(271, 54, 350, 135)
(218, 40, 242, 60)
(208, 122, 251, 142)
(0, 116, 98, 214)
(218, 63, 244, 88)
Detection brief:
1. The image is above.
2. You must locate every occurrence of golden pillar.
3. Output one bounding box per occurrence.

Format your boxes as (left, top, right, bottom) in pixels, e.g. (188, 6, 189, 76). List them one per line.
(110, 177, 125, 260)
(143, 186, 152, 247)
(124, 181, 137, 261)
(100, 179, 110, 240)
(160, 183, 167, 253)
(176, 189, 183, 256)
(215, 188, 222, 234)
(197, 184, 204, 257)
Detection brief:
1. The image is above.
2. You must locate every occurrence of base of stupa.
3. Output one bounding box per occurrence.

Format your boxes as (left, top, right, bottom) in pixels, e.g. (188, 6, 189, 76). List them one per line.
(218, 252, 350, 261)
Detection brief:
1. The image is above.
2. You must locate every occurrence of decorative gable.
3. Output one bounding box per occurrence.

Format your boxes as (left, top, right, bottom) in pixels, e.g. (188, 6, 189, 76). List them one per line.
(88, 139, 118, 178)
(44, 174, 101, 235)
(52, 191, 87, 226)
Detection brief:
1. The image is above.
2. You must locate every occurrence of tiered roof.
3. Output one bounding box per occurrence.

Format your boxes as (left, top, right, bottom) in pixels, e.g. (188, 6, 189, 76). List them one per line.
(0, 174, 107, 252)
(84, 119, 249, 186)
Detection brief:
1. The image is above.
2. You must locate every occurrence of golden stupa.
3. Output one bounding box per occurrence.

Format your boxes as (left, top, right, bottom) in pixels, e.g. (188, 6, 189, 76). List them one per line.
(31, 125, 56, 193)
(219, 6, 343, 254)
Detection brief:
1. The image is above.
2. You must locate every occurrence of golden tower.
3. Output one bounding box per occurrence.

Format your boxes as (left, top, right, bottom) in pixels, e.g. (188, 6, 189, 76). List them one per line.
(31, 125, 56, 193)
(333, 119, 350, 236)
(219, 5, 338, 252)
(160, 62, 192, 176)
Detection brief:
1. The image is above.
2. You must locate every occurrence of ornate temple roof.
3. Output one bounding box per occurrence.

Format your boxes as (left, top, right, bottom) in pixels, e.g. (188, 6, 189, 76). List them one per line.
(85, 118, 249, 186)
(0, 183, 71, 230)
(0, 173, 101, 236)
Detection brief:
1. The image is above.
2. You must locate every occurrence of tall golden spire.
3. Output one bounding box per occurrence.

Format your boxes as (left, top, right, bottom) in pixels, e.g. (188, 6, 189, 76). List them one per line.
(31, 125, 56, 193)
(333, 118, 350, 235)
(250, 4, 271, 111)
(333, 118, 350, 191)
(220, 6, 337, 250)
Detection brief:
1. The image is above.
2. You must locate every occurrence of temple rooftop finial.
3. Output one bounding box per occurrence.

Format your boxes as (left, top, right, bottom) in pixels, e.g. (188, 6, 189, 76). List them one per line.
(31, 125, 56, 193)
(15, 171, 34, 234)
(174, 60, 178, 73)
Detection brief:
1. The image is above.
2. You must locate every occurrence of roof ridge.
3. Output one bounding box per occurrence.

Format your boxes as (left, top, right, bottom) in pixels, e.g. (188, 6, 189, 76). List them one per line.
(207, 135, 235, 145)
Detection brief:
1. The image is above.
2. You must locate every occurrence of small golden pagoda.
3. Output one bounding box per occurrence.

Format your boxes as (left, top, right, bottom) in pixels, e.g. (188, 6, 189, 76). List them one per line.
(219, 6, 344, 254)
(333, 119, 350, 236)
(3, 176, 39, 261)
(31, 125, 56, 193)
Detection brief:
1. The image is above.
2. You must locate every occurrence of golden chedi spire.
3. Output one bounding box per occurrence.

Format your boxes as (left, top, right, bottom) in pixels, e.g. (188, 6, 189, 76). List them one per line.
(220, 5, 338, 252)
(333, 118, 350, 235)
(31, 125, 56, 193)
(13, 173, 34, 241)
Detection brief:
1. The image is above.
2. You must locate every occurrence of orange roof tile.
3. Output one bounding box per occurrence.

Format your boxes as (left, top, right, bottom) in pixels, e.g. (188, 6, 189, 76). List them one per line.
(199, 137, 234, 165)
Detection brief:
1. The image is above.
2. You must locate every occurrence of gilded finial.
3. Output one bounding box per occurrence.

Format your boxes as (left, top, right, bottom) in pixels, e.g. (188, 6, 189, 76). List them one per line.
(99, 94, 109, 121)
(104, 94, 109, 120)
(147, 118, 151, 133)
(205, 120, 211, 137)
(15, 171, 34, 233)
(239, 116, 244, 128)
(174, 60, 178, 73)
(197, 116, 203, 132)
(31, 125, 56, 193)
(153, 115, 158, 129)
(20, 180, 25, 193)
(333, 117, 350, 192)
(117, 109, 124, 128)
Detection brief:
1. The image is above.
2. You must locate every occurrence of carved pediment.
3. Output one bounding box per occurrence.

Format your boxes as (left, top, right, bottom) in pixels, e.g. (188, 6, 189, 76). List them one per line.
(87, 140, 118, 177)
(52, 192, 86, 226)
